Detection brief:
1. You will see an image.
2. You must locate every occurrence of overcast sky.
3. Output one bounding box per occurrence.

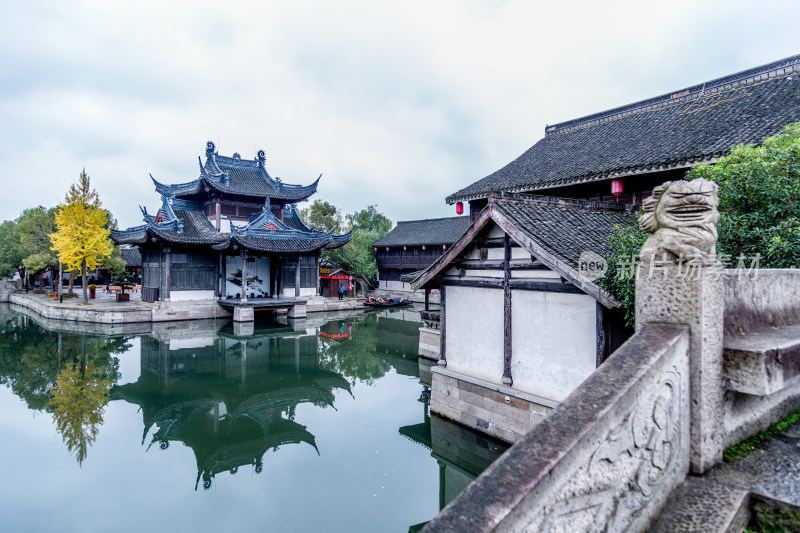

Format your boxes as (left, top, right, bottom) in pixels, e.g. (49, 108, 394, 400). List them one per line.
(1, 0, 798, 229)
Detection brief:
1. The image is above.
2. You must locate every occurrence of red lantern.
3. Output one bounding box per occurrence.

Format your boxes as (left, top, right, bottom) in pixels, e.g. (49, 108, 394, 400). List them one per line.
(422, 245, 426, 250)
(386, 247, 389, 251)
(455, 201, 464, 215)
(611, 179, 624, 196)
(403, 246, 407, 251)
(374, 247, 377, 251)
(443, 244, 446, 250)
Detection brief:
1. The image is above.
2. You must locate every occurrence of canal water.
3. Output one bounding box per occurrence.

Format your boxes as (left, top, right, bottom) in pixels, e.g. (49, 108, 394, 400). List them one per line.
(0, 304, 507, 532)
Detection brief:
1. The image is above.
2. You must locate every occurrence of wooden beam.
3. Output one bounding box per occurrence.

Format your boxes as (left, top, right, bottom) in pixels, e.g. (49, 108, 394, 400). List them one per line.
(454, 262, 549, 271)
(441, 278, 585, 294)
(502, 234, 512, 385)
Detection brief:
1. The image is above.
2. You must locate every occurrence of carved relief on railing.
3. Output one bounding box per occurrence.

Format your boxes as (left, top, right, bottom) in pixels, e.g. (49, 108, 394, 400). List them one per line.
(513, 365, 688, 533)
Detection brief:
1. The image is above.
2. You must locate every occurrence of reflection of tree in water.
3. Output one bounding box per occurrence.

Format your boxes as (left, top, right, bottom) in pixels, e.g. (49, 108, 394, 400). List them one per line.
(0, 310, 128, 464)
(49, 359, 113, 465)
(317, 314, 391, 386)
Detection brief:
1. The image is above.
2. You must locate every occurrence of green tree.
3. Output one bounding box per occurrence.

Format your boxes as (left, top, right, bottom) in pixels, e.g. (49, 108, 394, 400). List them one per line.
(598, 222, 648, 328)
(50, 169, 114, 303)
(15, 207, 58, 289)
(686, 121, 800, 267)
(0, 220, 24, 278)
(328, 205, 392, 288)
(298, 199, 344, 233)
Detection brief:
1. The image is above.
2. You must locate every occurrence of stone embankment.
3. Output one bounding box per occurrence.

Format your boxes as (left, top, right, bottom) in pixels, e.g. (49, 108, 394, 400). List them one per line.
(8, 292, 366, 324)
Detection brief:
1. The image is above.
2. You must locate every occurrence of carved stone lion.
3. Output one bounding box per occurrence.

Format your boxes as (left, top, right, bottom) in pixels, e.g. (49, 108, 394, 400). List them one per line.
(639, 179, 720, 262)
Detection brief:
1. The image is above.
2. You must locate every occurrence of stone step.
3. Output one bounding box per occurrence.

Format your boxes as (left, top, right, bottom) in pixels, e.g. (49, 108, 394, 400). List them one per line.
(723, 324, 800, 395)
(651, 420, 800, 532)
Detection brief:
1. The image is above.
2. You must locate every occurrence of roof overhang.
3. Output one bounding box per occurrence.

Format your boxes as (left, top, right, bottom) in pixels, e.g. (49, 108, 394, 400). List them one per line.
(446, 156, 719, 204)
(411, 203, 619, 308)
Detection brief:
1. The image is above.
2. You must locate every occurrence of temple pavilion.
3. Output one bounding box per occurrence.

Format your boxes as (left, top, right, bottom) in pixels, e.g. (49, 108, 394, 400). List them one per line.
(111, 141, 351, 303)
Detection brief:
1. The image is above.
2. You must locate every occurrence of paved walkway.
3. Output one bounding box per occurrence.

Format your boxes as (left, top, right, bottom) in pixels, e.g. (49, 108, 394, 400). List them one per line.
(652, 418, 800, 532)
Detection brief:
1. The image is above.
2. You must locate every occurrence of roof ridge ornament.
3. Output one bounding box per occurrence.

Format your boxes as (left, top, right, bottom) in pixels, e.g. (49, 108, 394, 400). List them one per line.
(206, 141, 215, 157)
(257, 149, 266, 164)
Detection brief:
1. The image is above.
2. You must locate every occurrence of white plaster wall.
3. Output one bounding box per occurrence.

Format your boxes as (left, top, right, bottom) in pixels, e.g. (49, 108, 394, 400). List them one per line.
(445, 286, 505, 383)
(511, 291, 597, 401)
(280, 287, 316, 298)
(383, 280, 411, 291)
(170, 290, 216, 301)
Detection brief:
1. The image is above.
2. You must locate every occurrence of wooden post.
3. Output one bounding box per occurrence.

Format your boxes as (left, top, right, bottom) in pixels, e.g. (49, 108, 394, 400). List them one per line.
(241, 249, 248, 302)
(424, 288, 430, 311)
(502, 234, 513, 385)
(295, 254, 301, 297)
(215, 200, 221, 231)
(438, 285, 447, 366)
(595, 301, 607, 367)
(219, 253, 224, 298)
(164, 247, 171, 301)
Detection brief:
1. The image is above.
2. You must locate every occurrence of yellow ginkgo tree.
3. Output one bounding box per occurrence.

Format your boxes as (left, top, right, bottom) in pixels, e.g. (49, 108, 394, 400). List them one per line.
(50, 169, 113, 304)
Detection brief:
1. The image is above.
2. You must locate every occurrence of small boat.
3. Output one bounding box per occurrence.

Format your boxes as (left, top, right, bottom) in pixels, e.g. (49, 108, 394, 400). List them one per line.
(364, 295, 412, 307)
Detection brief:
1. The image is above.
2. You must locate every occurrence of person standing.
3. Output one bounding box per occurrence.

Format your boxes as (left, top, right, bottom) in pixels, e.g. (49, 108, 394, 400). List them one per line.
(337, 283, 344, 300)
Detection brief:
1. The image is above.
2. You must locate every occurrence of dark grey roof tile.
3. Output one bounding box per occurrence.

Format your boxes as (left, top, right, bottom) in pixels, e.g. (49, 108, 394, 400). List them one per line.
(373, 216, 470, 247)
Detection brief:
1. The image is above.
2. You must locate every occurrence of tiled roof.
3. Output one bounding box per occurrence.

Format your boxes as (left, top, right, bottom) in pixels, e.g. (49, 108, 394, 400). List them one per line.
(148, 209, 229, 245)
(120, 247, 142, 267)
(228, 235, 335, 253)
(491, 196, 636, 272)
(151, 143, 320, 202)
(372, 216, 470, 247)
(448, 54, 800, 202)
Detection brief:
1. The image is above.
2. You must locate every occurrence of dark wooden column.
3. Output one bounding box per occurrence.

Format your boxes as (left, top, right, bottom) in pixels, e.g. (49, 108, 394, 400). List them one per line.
(424, 289, 430, 311)
(218, 253, 224, 298)
(502, 234, 513, 385)
(241, 249, 248, 302)
(438, 285, 447, 366)
(164, 247, 171, 301)
(215, 200, 222, 231)
(295, 254, 301, 297)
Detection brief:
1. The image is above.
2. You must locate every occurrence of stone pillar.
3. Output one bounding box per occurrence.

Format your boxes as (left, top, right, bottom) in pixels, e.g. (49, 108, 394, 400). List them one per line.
(241, 249, 248, 302)
(215, 200, 221, 231)
(634, 178, 723, 474)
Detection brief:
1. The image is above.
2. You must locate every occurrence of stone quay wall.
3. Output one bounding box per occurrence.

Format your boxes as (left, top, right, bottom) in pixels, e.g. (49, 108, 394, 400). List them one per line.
(430, 367, 556, 444)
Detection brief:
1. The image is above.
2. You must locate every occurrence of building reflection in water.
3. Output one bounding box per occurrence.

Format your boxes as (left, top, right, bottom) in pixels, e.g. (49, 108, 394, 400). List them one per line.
(111, 320, 352, 490)
(401, 356, 509, 533)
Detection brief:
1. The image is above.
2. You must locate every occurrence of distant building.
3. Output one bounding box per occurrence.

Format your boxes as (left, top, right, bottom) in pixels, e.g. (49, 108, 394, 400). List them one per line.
(372, 216, 470, 293)
(111, 142, 351, 302)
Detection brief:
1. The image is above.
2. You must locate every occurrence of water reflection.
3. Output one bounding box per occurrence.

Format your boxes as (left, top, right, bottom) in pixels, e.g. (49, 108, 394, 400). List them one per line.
(0, 308, 129, 464)
(0, 304, 508, 532)
(112, 323, 353, 489)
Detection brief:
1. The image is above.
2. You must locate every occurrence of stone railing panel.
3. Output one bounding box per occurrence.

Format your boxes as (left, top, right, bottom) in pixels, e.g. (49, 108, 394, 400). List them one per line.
(422, 324, 691, 533)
